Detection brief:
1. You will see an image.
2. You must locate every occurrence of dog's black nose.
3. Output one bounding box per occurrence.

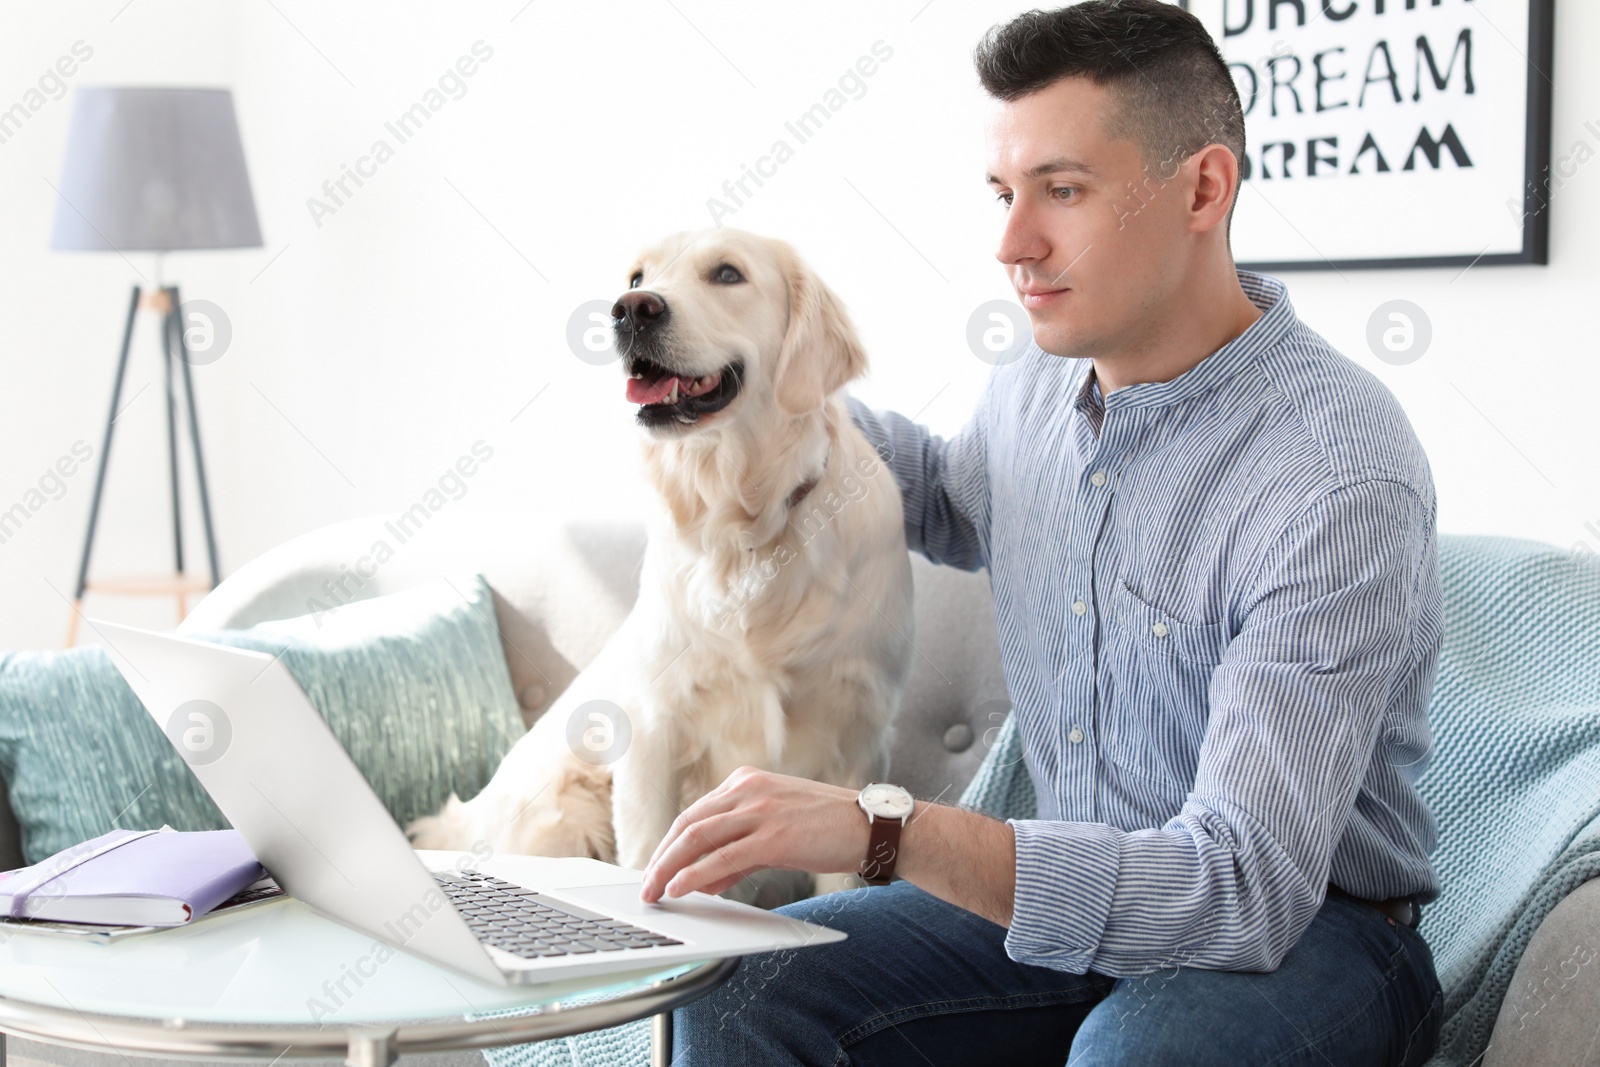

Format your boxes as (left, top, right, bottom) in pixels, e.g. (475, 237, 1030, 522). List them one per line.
(613, 290, 668, 331)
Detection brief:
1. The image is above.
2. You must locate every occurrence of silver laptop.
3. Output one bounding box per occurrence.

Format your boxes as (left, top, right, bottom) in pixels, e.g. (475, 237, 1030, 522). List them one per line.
(92, 619, 845, 986)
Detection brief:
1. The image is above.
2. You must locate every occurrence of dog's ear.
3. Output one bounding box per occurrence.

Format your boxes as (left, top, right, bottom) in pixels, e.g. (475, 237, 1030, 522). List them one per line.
(772, 252, 868, 416)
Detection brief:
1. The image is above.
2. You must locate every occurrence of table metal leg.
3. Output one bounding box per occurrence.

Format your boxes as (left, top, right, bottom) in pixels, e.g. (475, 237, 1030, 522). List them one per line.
(2, 1029, 8, 1067)
(346, 1028, 398, 1067)
(650, 1012, 671, 1067)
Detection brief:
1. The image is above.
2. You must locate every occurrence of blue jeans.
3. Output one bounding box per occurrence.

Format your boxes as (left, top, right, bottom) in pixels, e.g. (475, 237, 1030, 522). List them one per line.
(673, 881, 1443, 1066)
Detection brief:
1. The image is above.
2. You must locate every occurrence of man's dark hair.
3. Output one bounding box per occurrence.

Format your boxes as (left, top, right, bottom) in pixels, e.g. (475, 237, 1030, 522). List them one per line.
(974, 0, 1245, 218)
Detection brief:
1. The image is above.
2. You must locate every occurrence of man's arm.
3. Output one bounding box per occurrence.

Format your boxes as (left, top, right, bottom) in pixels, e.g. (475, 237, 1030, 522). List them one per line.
(846, 384, 995, 573)
(1004, 477, 1439, 976)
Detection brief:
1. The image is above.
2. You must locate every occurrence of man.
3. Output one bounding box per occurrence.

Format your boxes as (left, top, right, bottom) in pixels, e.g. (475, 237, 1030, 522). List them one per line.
(642, 2, 1445, 1063)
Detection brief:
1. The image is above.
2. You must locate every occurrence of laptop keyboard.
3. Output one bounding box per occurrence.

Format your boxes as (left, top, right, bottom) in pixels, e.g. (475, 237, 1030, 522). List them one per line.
(435, 871, 683, 959)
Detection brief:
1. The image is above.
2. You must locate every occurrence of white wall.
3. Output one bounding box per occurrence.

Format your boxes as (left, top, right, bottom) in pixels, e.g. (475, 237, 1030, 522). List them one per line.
(1, 0, 1595, 650)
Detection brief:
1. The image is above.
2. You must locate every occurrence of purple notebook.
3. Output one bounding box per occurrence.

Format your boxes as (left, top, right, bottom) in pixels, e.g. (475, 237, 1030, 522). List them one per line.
(0, 828, 266, 927)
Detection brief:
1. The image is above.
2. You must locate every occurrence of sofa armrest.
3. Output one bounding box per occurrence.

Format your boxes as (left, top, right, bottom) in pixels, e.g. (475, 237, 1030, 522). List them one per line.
(1483, 875, 1600, 1065)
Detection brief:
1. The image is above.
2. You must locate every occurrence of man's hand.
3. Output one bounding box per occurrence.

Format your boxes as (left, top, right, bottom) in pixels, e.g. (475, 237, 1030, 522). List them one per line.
(639, 766, 867, 902)
(638, 766, 1019, 928)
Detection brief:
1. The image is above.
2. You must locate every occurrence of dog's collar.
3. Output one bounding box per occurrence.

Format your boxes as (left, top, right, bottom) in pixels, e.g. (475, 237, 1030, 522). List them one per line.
(786, 476, 819, 509)
(785, 446, 830, 509)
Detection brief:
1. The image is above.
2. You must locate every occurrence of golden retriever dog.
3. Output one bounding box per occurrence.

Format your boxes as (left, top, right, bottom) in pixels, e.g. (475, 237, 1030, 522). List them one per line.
(408, 228, 915, 900)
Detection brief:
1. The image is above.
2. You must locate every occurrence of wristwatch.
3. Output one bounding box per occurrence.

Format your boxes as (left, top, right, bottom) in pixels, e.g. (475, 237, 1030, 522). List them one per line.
(857, 783, 915, 885)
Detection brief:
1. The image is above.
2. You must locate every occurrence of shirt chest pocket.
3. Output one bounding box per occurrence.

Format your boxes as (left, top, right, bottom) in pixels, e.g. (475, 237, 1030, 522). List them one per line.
(1107, 578, 1228, 664)
(1097, 578, 1228, 791)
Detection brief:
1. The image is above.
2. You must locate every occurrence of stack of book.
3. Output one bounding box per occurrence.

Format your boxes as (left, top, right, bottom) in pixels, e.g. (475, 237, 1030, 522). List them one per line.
(0, 827, 283, 941)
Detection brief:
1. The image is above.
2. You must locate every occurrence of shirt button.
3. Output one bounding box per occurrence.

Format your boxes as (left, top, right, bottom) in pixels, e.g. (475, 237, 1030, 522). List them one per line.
(1090, 470, 1108, 487)
(1071, 599, 1087, 616)
(941, 723, 974, 753)
(1151, 622, 1169, 637)
(1068, 727, 1084, 744)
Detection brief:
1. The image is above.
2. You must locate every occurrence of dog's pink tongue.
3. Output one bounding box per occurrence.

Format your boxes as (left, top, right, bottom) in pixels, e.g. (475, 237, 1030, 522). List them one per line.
(626, 376, 678, 405)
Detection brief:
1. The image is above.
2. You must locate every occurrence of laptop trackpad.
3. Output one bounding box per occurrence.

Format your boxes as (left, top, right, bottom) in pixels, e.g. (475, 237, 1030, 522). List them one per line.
(546, 881, 846, 949)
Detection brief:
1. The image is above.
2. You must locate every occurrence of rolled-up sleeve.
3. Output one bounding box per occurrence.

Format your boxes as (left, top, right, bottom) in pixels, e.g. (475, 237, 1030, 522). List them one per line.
(1004, 478, 1436, 976)
(845, 387, 994, 572)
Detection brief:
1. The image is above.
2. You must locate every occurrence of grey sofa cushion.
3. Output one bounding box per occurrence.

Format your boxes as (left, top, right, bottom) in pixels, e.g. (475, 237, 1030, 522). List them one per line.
(889, 557, 1010, 801)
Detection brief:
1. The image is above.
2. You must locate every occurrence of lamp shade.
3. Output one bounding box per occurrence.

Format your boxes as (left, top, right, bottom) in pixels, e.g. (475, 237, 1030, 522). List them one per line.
(50, 87, 262, 252)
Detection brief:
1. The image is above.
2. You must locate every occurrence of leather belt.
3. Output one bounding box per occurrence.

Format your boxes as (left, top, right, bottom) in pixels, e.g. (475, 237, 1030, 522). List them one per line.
(1327, 882, 1420, 929)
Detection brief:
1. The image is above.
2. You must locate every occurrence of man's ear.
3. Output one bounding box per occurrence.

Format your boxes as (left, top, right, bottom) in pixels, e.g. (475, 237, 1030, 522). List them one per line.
(772, 250, 868, 416)
(1188, 142, 1239, 235)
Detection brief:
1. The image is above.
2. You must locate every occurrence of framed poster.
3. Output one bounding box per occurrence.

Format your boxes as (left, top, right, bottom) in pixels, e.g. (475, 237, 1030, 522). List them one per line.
(1214, 0, 1554, 270)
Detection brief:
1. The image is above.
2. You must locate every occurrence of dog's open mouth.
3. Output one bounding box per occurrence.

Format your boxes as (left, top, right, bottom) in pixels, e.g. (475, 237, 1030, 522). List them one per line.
(625, 356, 743, 427)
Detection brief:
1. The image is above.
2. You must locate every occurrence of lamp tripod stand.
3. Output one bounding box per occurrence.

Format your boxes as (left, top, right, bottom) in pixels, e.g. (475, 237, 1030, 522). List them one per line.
(64, 284, 221, 647)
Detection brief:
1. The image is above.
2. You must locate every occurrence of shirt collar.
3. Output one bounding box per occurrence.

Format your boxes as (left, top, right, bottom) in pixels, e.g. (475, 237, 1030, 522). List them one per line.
(1070, 270, 1293, 416)
(1073, 366, 1105, 434)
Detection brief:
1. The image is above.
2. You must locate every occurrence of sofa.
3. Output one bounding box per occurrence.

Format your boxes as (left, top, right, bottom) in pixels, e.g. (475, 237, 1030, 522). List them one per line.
(4, 512, 1597, 1067)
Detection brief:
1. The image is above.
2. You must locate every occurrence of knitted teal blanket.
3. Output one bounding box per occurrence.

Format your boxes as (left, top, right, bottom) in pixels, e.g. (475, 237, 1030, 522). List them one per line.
(480, 534, 1600, 1066)
(1405, 536, 1600, 1064)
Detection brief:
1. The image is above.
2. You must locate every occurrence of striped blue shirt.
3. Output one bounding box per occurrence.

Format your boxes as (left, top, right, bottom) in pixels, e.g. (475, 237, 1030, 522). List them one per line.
(846, 270, 1442, 977)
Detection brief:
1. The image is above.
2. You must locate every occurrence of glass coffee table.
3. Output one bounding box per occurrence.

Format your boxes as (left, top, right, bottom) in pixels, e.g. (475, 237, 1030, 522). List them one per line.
(0, 893, 735, 1067)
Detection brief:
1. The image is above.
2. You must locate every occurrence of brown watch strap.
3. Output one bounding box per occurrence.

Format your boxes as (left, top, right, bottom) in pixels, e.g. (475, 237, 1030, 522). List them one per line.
(861, 814, 904, 885)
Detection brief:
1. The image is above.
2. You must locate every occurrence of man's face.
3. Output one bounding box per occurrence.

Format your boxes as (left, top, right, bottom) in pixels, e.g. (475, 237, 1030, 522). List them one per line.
(985, 76, 1190, 360)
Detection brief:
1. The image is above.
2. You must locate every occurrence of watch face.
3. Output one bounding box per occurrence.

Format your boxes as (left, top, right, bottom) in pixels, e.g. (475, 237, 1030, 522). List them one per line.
(859, 783, 914, 820)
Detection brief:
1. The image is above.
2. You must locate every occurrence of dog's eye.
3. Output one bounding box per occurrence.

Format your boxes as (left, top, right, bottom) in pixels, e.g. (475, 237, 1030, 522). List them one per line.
(628, 272, 643, 289)
(712, 264, 745, 285)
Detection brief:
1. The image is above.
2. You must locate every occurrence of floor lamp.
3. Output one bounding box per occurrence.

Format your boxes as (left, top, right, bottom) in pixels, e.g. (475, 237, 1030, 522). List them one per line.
(51, 87, 263, 646)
